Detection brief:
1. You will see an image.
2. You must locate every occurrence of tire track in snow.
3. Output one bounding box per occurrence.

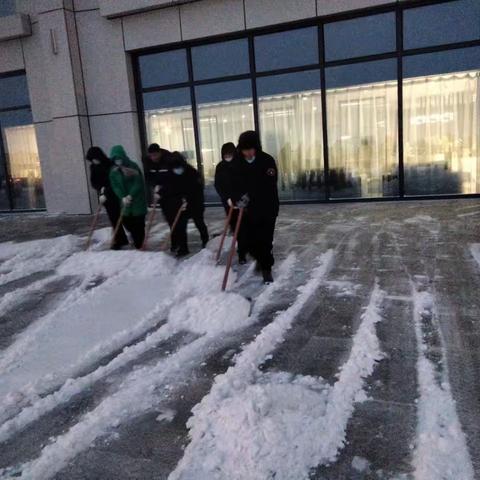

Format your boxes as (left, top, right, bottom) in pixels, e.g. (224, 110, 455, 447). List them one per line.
(1, 255, 296, 480)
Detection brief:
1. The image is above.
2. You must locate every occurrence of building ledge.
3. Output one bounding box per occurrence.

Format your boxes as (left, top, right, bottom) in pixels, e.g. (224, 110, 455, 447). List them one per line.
(0, 14, 31, 42)
(99, 0, 200, 18)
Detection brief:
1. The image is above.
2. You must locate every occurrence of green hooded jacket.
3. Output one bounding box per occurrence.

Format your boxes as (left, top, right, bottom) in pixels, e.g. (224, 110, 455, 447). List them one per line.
(109, 145, 147, 217)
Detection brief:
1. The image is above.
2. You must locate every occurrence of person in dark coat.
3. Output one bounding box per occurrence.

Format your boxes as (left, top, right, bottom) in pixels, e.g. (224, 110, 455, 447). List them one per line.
(232, 131, 279, 284)
(86, 146, 128, 250)
(143, 143, 171, 205)
(169, 152, 209, 253)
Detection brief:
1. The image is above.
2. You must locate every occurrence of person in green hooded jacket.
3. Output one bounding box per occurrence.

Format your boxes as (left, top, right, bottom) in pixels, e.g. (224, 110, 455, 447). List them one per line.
(109, 145, 148, 249)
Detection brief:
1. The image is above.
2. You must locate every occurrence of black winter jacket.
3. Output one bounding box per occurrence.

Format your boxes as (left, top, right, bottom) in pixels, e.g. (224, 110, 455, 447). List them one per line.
(143, 148, 172, 193)
(214, 160, 235, 206)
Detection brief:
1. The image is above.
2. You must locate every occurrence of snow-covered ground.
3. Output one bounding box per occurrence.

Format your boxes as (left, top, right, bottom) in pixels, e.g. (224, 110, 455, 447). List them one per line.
(0, 201, 479, 479)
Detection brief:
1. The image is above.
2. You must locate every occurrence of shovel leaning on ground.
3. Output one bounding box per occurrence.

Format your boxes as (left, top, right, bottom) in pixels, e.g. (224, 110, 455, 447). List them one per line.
(110, 208, 125, 249)
(215, 205, 234, 263)
(162, 198, 187, 251)
(85, 202, 102, 251)
(221, 206, 244, 292)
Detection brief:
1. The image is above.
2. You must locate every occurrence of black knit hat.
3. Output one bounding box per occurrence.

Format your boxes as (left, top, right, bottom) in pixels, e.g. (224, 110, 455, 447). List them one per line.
(86, 146, 109, 164)
(170, 151, 187, 168)
(147, 143, 161, 153)
(221, 142, 236, 158)
(237, 130, 261, 151)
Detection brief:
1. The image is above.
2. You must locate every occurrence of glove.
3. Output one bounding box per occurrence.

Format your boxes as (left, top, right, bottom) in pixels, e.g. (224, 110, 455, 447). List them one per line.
(237, 193, 250, 208)
(122, 195, 132, 207)
(99, 194, 107, 205)
(181, 198, 188, 211)
(227, 198, 233, 208)
(153, 193, 161, 202)
(100, 187, 105, 195)
(154, 185, 161, 193)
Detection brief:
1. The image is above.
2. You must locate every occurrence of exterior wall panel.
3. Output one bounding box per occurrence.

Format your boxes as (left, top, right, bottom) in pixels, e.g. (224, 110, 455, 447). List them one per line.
(244, 0, 316, 29)
(0, 39, 24, 73)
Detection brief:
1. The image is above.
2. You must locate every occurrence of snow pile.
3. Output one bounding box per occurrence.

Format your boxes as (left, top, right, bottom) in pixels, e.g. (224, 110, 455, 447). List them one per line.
(168, 293, 251, 335)
(170, 279, 385, 480)
(411, 285, 474, 480)
(470, 244, 480, 268)
(0, 235, 80, 285)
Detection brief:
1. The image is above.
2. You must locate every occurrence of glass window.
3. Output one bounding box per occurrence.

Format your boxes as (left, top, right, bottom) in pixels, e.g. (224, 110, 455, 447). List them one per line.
(255, 27, 319, 72)
(0, 109, 45, 210)
(143, 88, 196, 165)
(404, 0, 480, 50)
(0, 74, 30, 110)
(326, 59, 398, 199)
(138, 49, 189, 89)
(192, 39, 249, 81)
(403, 47, 480, 196)
(0, 0, 15, 16)
(258, 70, 324, 201)
(195, 80, 254, 201)
(324, 13, 396, 62)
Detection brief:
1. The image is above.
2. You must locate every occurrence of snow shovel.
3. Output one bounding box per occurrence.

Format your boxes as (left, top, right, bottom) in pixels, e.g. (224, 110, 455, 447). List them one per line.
(221, 206, 244, 292)
(142, 190, 160, 251)
(110, 208, 125, 249)
(215, 205, 234, 263)
(162, 198, 187, 251)
(85, 202, 102, 251)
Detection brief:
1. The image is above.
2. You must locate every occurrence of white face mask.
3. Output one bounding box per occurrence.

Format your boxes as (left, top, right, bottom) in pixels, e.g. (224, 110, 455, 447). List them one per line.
(246, 156, 256, 164)
(114, 159, 122, 166)
(224, 156, 233, 162)
(92, 159, 101, 165)
(173, 167, 185, 175)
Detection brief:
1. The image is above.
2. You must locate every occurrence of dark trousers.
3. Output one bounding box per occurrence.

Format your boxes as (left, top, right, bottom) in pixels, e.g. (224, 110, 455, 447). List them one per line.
(190, 210, 209, 246)
(122, 215, 145, 249)
(105, 198, 129, 247)
(163, 204, 188, 253)
(237, 214, 276, 270)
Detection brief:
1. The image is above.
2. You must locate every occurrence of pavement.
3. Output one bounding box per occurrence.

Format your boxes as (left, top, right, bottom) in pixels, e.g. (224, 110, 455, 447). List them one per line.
(0, 199, 479, 479)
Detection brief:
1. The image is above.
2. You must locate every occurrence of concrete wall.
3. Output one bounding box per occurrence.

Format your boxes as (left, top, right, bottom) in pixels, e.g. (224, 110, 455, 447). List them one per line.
(0, 0, 407, 213)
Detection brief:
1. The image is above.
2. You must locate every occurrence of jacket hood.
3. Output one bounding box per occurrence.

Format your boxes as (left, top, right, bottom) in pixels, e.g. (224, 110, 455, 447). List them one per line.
(221, 142, 236, 158)
(86, 146, 111, 166)
(170, 151, 187, 168)
(110, 145, 129, 161)
(237, 130, 262, 151)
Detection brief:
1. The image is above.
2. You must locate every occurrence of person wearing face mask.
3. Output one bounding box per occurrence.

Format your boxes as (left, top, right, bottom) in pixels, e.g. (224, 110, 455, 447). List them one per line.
(232, 130, 279, 284)
(86, 146, 129, 250)
(109, 145, 148, 249)
(143, 143, 171, 205)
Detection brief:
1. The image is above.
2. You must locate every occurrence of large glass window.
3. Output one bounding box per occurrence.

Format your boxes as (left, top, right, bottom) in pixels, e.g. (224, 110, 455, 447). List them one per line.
(195, 80, 254, 201)
(0, 0, 15, 16)
(258, 71, 324, 201)
(139, 50, 189, 89)
(404, 0, 480, 50)
(324, 13, 396, 62)
(255, 27, 319, 72)
(192, 39, 249, 81)
(143, 88, 196, 164)
(403, 47, 480, 195)
(326, 59, 398, 198)
(0, 74, 44, 211)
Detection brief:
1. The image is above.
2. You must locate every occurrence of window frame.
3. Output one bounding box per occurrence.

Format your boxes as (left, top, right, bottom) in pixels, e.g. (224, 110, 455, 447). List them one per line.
(132, 0, 480, 205)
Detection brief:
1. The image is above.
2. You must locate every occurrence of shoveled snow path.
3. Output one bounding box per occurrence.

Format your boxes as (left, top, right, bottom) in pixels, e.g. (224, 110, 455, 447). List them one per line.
(5, 254, 296, 480)
(170, 264, 386, 479)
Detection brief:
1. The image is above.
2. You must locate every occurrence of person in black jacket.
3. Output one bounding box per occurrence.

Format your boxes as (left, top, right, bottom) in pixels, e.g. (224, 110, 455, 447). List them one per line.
(215, 142, 238, 231)
(232, 131, 280, 284)
(86, 146, 129, 250)
(170, 152, 209, 252)
(143, 143, 171, 205)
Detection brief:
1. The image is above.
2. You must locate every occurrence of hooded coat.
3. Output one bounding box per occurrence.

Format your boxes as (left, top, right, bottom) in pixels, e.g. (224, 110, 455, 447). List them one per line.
(109, 145, 147, 217)
(214, 143, 236, 206)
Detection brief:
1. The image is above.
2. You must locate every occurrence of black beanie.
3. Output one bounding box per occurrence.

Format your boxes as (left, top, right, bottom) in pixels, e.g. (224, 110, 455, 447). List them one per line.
(86, 146, 109, 164)
(147, 143, 161, 153)
(237, 131, 261, 151)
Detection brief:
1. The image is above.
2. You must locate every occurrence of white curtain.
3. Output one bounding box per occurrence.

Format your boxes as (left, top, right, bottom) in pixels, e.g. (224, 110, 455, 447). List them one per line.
(197, 99, 254, 183)
(327, 81, 398, 198)
(3, 124, 44, 209)
(145, 106, 196, 163)
(259, 90, 323, 199)
(403, 70, 480, 194)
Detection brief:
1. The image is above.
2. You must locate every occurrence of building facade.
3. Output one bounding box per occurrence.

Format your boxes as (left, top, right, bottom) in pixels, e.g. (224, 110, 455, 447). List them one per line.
(0, 0, 479, 212)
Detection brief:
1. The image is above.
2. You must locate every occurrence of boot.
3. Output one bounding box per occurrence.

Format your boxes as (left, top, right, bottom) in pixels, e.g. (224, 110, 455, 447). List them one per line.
(262, 269, 273, 285)
(238, 253, 247, 265)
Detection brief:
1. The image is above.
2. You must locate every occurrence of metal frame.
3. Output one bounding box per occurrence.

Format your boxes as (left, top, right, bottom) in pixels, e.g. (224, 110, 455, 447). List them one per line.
(132, 0, 480, 205)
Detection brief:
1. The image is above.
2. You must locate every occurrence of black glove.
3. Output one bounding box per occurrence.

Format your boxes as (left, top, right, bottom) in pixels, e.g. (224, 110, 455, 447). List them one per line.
(236, 193, 250, 209)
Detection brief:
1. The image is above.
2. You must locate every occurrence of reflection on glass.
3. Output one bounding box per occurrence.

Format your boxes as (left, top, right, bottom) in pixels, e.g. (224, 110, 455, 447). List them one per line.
(258, 71, 324, 200)
(324, 12, 396, 62)
(196, 80, 254, 201)
(326, 61, 398, 198)
(404, 0, 480, 50)
(138, 49, 189, 89)
(403, 69, 480, 195)
(143, 88, 196, 164)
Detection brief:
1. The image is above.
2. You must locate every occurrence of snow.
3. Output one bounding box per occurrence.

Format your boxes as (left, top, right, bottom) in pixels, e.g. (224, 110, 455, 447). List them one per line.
(5, 251, 296, 480)
(470, 244, 480, 268)
(411, 284, 474, 480)
(351, 456, 370, 472)
(170, 259, 385, 479)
